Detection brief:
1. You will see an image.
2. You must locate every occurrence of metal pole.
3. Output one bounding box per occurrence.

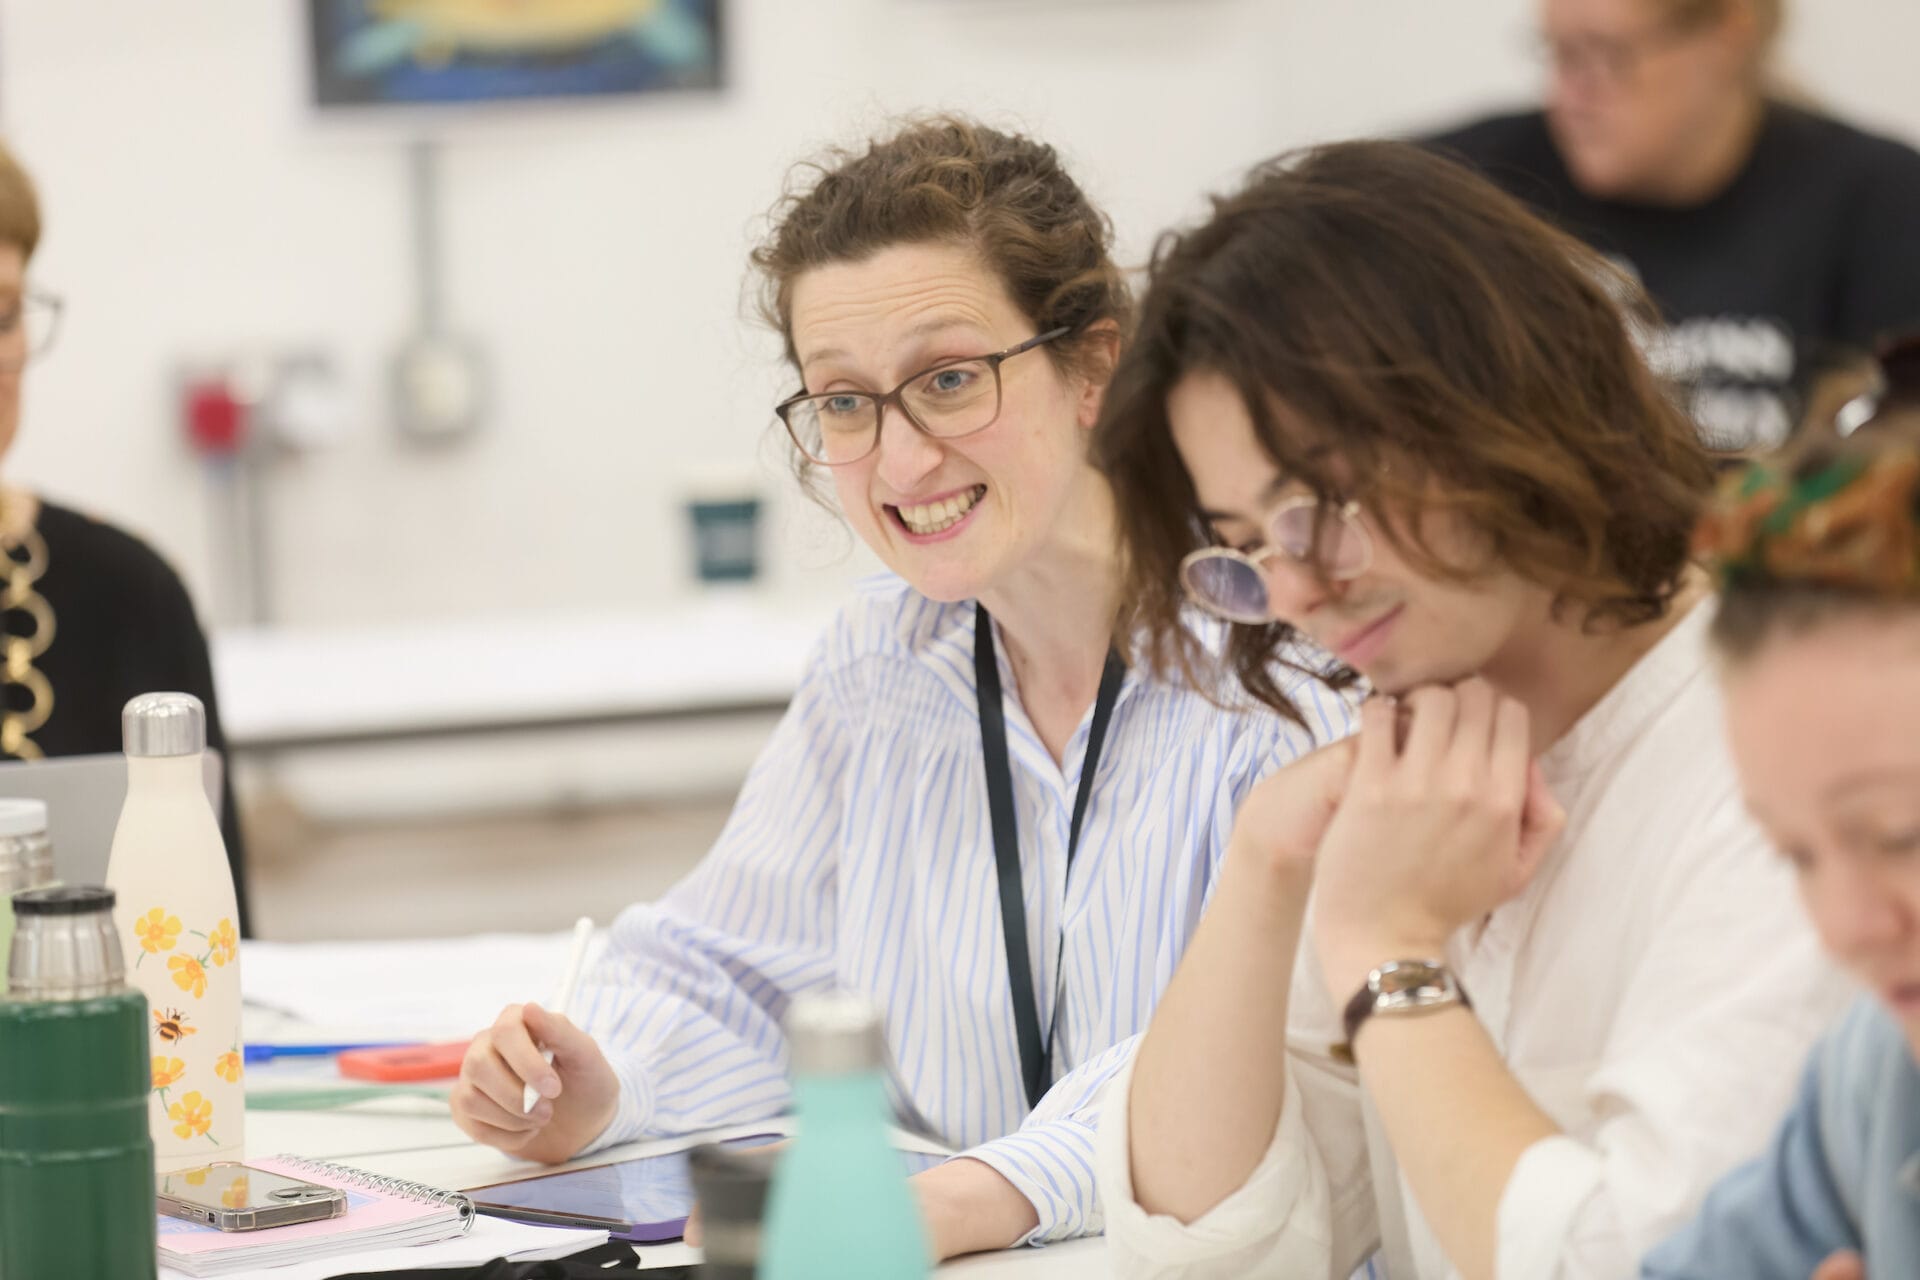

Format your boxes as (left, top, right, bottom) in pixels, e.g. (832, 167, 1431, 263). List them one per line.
(408, 138, 445, 337)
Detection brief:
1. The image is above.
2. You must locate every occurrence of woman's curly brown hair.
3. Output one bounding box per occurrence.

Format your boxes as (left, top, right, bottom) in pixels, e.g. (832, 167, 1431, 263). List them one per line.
(750, 115, 1131, 491)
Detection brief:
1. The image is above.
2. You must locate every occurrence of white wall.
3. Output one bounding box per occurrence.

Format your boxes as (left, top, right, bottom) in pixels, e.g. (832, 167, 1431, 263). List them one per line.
(2, 0, 1917, 630)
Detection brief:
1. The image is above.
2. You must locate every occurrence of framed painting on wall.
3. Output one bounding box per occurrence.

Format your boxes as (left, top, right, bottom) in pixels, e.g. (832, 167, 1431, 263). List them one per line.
(305, 0, 723, 111)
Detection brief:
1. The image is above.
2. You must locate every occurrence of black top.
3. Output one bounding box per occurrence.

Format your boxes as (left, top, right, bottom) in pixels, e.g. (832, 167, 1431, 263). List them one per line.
(2, 498, 249, 932)
(1427, 104, 1920, 452)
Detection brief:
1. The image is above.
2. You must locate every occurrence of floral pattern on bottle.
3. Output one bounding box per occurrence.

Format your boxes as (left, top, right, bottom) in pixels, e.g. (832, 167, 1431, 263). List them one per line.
(133, 907, 181, 966)
(151, 1055, 186, 1109)
(168, 953, 208, 999)
(168, 1090, 215, 1143)
(128, 905, 239, 1158)
(206, 918, 237, 968)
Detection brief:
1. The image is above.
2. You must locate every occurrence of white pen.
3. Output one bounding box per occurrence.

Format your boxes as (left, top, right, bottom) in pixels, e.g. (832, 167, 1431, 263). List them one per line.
(525, 915, 595, 1115)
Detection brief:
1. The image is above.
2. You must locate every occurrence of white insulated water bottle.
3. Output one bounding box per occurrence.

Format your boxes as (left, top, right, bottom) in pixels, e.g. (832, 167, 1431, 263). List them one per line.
(104, 692, 244, 1174)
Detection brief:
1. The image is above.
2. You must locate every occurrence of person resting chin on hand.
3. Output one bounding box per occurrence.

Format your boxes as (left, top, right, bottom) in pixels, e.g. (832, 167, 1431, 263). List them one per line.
(1088, 140, 1848, 1280)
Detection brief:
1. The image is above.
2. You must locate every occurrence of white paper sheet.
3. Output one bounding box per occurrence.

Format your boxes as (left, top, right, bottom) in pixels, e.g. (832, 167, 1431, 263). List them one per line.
(242, 931, 608, 1041)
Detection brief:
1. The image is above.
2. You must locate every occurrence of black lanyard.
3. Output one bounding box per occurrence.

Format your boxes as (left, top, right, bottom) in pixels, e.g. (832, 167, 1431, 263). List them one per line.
(975, 602, 1126, 1111)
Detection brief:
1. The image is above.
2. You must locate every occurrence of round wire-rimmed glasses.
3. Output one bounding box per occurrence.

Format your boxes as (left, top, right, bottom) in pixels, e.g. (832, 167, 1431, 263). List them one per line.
(0, 289, 62, 373)
(775, 326, 1070, 466)
(1179, 496, 1373, 624)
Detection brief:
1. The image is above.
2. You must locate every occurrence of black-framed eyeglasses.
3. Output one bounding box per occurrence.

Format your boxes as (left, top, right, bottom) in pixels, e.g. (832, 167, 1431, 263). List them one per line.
(0, 289, 62, 372)
(1835, 335, 1920, 438)
(776, 326, 1070, 467)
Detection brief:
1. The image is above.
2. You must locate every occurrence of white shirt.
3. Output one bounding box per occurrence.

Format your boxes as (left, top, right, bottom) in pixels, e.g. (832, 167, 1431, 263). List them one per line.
(1096, 603, 1853, 1278)
(575, 574, 1353, 1243)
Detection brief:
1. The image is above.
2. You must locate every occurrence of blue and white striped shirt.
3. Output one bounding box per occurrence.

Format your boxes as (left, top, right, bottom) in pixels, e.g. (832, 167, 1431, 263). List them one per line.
(576, 573, 1352, 1243)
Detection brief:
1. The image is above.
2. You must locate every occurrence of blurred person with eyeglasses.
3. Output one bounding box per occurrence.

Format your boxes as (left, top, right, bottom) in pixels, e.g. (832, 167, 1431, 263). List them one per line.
(0, 138, 249, 929)
(446, 116, 1351, 1261)
(1087, 141, 1849, 1280)
(1428, 0, 1920, 460)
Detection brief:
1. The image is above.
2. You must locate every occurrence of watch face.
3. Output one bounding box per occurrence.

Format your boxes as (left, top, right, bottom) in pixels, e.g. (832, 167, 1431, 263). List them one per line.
(1337, 959, 1467, 1063)
(1374, 960, 1446, 996)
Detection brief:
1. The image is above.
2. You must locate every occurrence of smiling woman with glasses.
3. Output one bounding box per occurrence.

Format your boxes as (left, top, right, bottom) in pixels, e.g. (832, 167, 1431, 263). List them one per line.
(0, 138, 249, 925)
(449, 115, 1350, 1262)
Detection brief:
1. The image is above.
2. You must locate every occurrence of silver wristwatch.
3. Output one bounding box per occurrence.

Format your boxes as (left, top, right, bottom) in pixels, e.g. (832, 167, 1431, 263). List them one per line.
(1331, 959, 1471, 1065)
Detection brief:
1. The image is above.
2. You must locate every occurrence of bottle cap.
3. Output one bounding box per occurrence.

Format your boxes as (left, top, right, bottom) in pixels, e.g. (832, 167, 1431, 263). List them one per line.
(9, 884, 125, 999)
(122, 692, 206, 758)
(12, 885, 113, 916)
(0, 797, 47, 838)
(785, 990, 887, 1076)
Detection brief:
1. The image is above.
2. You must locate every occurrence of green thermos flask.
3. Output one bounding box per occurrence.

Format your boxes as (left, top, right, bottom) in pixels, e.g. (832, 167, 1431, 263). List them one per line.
(0, 885, 157, 1279)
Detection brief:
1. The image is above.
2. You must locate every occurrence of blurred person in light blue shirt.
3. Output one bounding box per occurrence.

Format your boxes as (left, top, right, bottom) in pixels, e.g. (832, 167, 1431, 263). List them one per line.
(1646, 348, 1920, 1280)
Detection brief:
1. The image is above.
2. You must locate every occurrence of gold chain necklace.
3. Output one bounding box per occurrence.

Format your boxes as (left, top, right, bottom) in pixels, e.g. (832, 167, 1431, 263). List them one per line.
(0, 506, 55, 760)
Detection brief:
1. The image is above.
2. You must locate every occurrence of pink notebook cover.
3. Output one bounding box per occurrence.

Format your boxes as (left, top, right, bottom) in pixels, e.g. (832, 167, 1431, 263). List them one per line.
(157, 1156, 468, 1257)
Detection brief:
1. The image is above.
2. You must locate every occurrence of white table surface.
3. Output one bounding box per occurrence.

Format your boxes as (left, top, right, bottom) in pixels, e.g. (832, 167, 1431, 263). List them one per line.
(241, 934, 1110, 1276)
(212, 595, 837, 751)
(244, 1103, 1107, 1276)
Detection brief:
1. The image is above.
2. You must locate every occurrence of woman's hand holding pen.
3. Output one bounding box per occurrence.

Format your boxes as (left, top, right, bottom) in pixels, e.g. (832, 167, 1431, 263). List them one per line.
(451, 1002, 620, 1164)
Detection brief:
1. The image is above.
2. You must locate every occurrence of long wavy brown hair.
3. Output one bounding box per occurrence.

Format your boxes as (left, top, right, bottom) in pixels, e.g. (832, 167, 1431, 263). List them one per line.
(1092, 140, 1714, 724)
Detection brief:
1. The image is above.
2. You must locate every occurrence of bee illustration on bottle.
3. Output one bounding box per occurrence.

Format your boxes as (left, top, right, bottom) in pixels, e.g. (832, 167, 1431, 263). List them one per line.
(153, 1007, 198, 1044)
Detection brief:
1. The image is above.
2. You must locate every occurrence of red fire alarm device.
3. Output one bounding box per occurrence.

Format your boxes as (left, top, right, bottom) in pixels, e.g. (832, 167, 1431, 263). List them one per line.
(182, 376, 249, 456)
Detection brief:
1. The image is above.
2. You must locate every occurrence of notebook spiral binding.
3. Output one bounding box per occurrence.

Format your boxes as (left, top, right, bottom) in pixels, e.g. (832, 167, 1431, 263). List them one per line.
(271, 1154, 476, 1230)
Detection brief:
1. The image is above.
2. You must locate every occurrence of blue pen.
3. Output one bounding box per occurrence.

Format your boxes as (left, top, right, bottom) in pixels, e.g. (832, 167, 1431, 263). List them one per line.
(243, 1041, 413, 1065)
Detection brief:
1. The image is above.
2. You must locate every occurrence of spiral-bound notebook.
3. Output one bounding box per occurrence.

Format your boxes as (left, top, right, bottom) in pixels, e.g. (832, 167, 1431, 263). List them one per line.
(156, 1155, 488, 1277)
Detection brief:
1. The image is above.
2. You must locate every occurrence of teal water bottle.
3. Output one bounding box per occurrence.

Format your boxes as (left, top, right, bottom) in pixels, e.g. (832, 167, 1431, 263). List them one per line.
(0, 886, 157, 1280)
(760, 993, 929, 1280)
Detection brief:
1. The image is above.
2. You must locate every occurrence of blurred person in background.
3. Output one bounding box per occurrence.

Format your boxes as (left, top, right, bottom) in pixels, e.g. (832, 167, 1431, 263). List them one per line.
(1644, 341, 1920, 1279)
(0, 138, 249, 929)
(449, 116, 1349, 1259)
(1430, 0, 1920, 457)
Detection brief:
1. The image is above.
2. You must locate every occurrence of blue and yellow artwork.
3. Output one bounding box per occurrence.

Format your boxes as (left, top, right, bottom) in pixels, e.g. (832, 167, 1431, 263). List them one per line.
(307, 0, 723, 108)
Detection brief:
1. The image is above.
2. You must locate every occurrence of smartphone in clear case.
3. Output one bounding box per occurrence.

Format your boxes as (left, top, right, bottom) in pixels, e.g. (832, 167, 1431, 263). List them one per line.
(158, 1162, 348, 1231)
